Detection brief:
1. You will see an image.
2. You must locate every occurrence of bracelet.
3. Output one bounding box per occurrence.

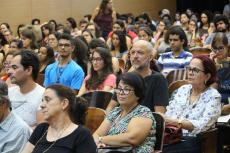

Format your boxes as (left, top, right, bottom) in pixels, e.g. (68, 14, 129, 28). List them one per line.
(98, 136, 103, 143)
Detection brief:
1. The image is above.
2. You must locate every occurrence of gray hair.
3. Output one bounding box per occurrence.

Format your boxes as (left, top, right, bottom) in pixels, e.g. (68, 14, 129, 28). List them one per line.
(134, 40, 153, 54)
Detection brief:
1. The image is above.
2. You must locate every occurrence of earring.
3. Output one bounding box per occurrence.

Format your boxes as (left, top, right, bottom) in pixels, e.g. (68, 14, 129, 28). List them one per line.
(204, 80, 207, 85)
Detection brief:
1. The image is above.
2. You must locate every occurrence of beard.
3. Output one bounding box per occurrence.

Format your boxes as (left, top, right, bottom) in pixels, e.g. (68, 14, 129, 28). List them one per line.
(216, 28, 227, 33)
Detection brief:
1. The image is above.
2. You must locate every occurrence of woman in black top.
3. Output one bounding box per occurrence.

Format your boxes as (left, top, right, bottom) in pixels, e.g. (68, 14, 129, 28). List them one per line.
(21, 84, 97, 153)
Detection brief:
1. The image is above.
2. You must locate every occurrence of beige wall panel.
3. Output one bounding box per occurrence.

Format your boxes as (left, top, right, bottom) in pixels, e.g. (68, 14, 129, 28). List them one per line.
(0, 0, 31, 34)
(0, 0, 176, 33)
(31, 0, 72, 24)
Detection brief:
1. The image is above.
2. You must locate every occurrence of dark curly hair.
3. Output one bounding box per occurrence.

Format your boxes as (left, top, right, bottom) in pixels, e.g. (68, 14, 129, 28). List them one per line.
(86, 47, 113, 90)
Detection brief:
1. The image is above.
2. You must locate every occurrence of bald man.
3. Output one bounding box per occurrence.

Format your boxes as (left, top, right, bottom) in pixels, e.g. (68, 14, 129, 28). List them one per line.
(107, 40, 169, 113)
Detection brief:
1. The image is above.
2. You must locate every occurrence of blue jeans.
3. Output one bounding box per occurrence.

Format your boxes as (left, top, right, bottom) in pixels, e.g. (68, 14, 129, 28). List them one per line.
(163, 136, 202, 153)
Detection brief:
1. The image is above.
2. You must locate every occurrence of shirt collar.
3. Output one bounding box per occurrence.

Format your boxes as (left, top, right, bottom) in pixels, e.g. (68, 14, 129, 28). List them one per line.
(0, 112, 14, 132)
(171, 50, 186, 58)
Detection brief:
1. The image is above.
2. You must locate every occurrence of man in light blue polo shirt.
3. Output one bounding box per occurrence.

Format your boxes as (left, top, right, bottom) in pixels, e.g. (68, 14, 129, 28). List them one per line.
(158, 26, 192, 75)
(44, 33, 84, 94)
(0, 80, 31, 153)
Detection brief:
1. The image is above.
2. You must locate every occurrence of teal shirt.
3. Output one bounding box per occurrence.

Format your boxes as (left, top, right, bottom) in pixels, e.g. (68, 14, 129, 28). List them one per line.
(107, 105, 156, 153)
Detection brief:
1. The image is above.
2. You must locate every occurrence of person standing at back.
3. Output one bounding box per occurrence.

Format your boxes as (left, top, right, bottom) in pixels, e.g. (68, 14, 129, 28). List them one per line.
(91, 0, 117, 39)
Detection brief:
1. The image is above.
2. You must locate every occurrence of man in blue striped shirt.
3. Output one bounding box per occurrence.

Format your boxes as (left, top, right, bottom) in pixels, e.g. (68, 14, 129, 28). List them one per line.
(157, 26, 193, 75)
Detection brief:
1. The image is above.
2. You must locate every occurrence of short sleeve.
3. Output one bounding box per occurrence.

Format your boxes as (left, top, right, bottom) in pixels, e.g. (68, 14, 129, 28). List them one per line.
(70, 68, 85, 90)
(103, 74, 116, 88)
(152, 74, 169, 106)
(74, 126, 97, 153)
(29, 123, 49, 145)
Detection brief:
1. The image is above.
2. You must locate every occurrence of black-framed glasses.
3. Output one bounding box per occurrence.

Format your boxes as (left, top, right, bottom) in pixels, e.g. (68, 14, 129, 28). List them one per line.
(114, 88, 134, 95)
(91, 57, 103, 63)
(186, 66, 205, 74)
(58, 43, 71, 48)
(211, 46, 225, 53)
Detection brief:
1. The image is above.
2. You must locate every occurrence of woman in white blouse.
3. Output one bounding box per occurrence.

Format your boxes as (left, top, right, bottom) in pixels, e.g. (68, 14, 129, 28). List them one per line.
(163, 55, 221, 153)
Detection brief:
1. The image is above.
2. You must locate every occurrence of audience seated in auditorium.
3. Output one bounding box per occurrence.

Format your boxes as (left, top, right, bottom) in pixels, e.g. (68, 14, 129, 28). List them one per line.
(78, 47, 116, 96)
(22, 84, 97, 153)
(107, 40, 169, 113)
(21, 27, 39, 52)
(43, 33, 84, 94)
(8, 50, 45, 127)
(205, 15, 230, 46)
(93, 72, 156, 153)
(38, 46, 55, 74)
(210, 32, 230, 115)
(48, 32, 61, 57)
(163, 55, 221, 153)
(157, 26, 193, 75)
(110, 30, 128, 59)
(0, 80, 31, 153)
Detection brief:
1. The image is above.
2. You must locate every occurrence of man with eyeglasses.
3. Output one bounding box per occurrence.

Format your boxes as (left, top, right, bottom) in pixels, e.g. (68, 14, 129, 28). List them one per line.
(107, 40, 169, 113)
(157, 26, 192, 75)
(0, 80, 31, 153)
(43, 33, 84, 94)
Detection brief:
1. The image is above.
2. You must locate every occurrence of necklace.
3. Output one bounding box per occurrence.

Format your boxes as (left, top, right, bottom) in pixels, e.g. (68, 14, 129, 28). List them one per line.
(34, 122, 72, 153)
(56, 61, 70, 83)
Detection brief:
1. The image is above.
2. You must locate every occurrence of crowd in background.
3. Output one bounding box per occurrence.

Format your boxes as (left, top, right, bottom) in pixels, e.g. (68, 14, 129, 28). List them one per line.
(0, 0, 230, 152)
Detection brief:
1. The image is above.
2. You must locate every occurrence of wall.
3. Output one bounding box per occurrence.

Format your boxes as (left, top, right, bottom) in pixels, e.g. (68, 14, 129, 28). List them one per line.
(0, 0, 176, 33)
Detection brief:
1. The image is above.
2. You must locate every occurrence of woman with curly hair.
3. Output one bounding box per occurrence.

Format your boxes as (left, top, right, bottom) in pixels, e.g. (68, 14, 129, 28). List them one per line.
(78, 47, 116, 96)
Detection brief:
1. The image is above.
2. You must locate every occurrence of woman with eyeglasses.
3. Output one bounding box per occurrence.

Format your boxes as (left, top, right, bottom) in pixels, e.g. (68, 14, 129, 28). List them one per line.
(93, 72, 156, 153)
(78, 47, 116, 96)
(210, 32, 230, 115)
(163, 55, 221, 153)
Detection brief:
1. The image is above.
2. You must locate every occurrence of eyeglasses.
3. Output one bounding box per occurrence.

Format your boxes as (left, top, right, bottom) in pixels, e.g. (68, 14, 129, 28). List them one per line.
(58, 43, 71, 48)
(91, 57, 103, 63)
(186, 66, 205, 74)
(114, 88, 134, 95)
(211, 46, 225, 53)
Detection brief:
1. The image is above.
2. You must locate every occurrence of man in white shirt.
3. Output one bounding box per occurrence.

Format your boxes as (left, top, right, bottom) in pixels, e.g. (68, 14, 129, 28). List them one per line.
(8, 50, 45, 126)
(0, 80, 31, 153)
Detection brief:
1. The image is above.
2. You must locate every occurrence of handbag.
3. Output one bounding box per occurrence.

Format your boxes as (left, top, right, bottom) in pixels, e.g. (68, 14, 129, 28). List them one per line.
(98, 146, 134, 153)
(164, 124, 182, 145)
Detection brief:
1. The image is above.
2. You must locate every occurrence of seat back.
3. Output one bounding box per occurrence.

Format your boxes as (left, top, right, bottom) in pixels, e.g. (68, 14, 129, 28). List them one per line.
(152, 112, 165, 151)
(189, 47, 211, 56)
(81, 91, 113, 109)
(198, 128, 218, 153)
(168, 80, 189, 96)
(166, 68, 187, 85)
(85, 107, 106, 133)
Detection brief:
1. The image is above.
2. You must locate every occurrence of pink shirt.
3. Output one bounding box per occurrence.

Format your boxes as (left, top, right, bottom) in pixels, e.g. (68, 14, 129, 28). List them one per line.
(83, 74, 116, 92)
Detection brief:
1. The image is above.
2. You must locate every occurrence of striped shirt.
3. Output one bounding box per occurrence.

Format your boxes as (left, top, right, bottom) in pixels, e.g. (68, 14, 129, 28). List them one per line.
(157, 51, 193, 75)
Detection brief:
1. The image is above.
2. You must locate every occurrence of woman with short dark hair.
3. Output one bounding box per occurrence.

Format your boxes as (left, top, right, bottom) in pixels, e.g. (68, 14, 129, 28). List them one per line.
(93, 72, 156, 153)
